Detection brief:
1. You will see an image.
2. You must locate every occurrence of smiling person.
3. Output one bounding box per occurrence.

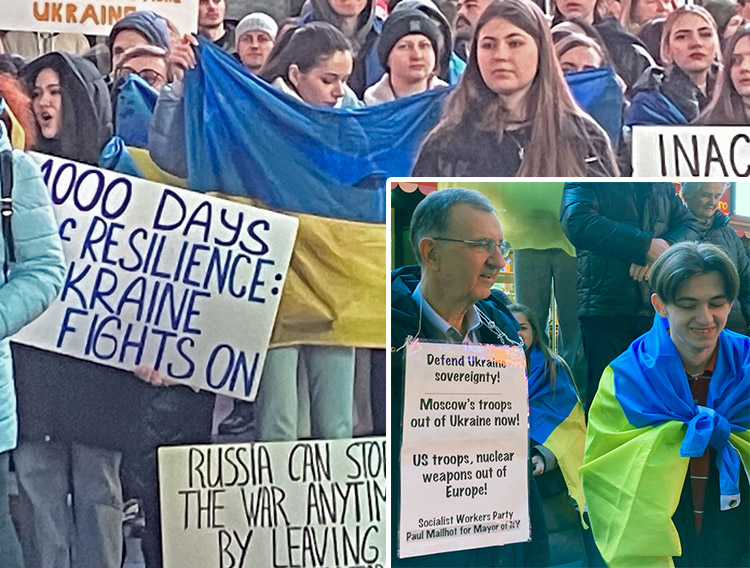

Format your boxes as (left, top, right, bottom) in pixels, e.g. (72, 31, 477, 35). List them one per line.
(697, 23, 750, 124)
(364, 9, 447, 104)
(261, 22, 360, 108)
(413, 0, 617, 177)
(391, 188, 549, 567)
(626, 5, 721, 126)
(581, 242, 750, 567)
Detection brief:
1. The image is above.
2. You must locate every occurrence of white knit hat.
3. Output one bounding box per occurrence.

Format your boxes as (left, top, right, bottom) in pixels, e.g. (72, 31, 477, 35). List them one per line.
(235, 12, 278, 49)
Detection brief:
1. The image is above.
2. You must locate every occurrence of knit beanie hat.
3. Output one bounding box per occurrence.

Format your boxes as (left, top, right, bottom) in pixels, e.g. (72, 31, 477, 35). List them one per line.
(235, 12, 279, 49)
(108, 10, 171, 53)
(377, 9, 440, 69)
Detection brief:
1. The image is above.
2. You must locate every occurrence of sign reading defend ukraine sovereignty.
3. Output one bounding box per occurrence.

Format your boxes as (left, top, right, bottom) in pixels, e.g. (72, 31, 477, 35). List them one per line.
(158, 437, 387, 568)
(5, 0, 199, 36)
(399, 340, 529, 558)
(13, 154, 298, 401)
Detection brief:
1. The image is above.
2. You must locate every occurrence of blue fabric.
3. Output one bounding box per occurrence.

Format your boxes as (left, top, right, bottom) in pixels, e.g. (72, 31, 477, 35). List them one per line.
(114, 75, 158, 149)
(625, 89, 687, 126)
(565, 66, 624, 145)
(98, 136, 145, 178)
(182, 39, 448, 223)
(611, 314, 750, 500)
(528, 345, 580, 444)
(448, 53, 466, 86)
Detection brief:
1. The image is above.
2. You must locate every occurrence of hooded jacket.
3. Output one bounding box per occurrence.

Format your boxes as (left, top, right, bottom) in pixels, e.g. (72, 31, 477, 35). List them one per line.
(0, 120, 65, 454)
(305, 0, 385, 97)
(390, 265, 549, 567)
(560, 182, 701, 318)
(22, 52, 112, 165)
(593, 16, 655, 92)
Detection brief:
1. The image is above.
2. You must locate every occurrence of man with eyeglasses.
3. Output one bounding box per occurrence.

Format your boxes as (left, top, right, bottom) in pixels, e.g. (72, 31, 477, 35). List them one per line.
(391, 188, 549, 567)
(114, 45, 171, 91)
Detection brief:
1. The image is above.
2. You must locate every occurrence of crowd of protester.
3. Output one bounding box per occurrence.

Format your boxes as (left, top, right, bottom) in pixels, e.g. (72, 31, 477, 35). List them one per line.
(0, 0, 748, 566)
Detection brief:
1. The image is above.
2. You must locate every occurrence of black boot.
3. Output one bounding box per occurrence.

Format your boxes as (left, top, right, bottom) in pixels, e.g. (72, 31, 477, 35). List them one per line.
(218, 400, 256, 436)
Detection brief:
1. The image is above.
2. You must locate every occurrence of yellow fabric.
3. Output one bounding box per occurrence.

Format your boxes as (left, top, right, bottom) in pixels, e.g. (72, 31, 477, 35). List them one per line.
(214, 194, 386, 348)
(5, 106, 25, 150)
(581, 367, 750, 568)
(128, 147, 187, 188)
(545, 400, 587, 522)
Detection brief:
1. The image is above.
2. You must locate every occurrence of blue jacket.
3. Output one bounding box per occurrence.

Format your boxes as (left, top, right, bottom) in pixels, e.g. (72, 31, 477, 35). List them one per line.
(0, 122, 65, 454)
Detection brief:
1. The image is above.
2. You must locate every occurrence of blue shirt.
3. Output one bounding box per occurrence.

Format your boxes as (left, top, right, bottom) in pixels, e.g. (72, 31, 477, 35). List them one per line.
(411, 284, 481, 343)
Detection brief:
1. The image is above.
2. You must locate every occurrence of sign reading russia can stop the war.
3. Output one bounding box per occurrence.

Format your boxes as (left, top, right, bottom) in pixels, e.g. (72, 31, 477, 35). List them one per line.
(158, 437, 387, 568)
(399, 339, 530, 559)
(12, 154, 298, 401)
(5, 0, 199, 36)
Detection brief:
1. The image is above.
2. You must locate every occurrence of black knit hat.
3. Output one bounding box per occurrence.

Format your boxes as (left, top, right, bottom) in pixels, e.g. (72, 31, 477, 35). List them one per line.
(377, 9, 441, 70)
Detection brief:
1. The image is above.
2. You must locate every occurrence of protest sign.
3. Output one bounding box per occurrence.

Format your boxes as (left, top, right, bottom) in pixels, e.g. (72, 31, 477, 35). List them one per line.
(398, 339, 529, 559)
(5, 0, 199, 36)
(633, 126, 750, 177)
(158, 437, 387, 568)
(13, 154, 298, 401)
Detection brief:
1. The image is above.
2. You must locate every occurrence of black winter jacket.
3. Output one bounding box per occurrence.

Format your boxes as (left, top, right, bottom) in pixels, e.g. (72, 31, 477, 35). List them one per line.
(698, 210, 750, 333)
(594, 16, 655, 92)
(560, 182, 701, 318)
(390, 266, 549, 567)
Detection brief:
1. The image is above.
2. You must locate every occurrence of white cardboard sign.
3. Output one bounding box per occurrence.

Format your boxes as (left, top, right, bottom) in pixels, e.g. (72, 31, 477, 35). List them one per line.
(4, 0, 199, 36)
(13, 154, 298, 401)
(158, 438, 387, 568)
(399, 339, 530, 559)
(632, 126, 750, 178)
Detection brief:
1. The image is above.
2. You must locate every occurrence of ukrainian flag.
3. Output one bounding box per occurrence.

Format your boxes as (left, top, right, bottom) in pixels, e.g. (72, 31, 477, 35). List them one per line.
(528, 346, 587, 517)
(581, 316, 750, 567)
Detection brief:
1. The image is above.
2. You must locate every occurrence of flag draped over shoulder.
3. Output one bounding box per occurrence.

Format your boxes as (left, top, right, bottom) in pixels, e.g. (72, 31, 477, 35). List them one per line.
(183, 39, 449, 224)
(528, 346, 586, 515)
(581, 316, 750, 568)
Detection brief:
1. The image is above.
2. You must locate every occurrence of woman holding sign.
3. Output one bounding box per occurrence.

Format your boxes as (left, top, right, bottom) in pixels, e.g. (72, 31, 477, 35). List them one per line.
(0, 96, 65, 568)
(412, 0, 618, 177)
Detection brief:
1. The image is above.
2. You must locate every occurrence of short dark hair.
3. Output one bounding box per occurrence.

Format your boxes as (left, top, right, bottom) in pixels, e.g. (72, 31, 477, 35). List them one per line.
(650, 242, 740, 304)
(409, 188, 495, 264)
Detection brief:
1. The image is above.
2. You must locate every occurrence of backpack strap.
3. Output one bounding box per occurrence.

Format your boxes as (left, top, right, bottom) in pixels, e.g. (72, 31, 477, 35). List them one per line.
(1, 150, 15, 278)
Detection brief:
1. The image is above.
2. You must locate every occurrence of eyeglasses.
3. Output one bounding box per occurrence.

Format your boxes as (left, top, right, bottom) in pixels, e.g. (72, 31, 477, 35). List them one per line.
(116, 67, 166, 89)
(432, 237, 512, 258)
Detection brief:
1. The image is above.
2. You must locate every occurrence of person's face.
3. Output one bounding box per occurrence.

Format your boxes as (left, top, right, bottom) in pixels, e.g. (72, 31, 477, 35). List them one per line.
(730, 35, 750, 101)
(664, 13, 717, 75)
(683, 183, 725, 221)
(388, 34, 436, 85)
(652, 271, 731, 361)
(327, 0, 368, 17)
(199, 0, 226, 28)
(117, 54, 169, 91)
(477, 17, 539, 99)
(111, 29, 150, 70)
(238, 31, 275, 72)
(427, 204, 506, 305)
(288, 50, 353, 106)
(513, 312, 535, 350)
(32, 67, 63, 140)
(633, 0, 672, 24)
(555, 0, 597, 23)
(559, 45, 603, 73)
(456, 0, 493, 41)
(724, 14, 744, 40)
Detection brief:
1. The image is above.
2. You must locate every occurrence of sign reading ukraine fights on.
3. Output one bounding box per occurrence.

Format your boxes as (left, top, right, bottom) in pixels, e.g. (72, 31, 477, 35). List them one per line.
(13, 154, 298, 401)
(399, 340, 529, 558)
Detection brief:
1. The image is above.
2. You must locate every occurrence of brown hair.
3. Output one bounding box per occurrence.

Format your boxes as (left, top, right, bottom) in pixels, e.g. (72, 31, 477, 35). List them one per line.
(697, 24, 750, 124)
(0, 73, 36, 150)
(424, 0, 600, 176)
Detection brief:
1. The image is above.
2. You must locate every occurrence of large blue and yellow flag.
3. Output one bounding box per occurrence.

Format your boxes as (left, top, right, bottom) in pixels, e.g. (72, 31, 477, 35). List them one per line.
(581, 316, 750, 567)
(528, 346, 587, 516)
(183, 39, 448, 224)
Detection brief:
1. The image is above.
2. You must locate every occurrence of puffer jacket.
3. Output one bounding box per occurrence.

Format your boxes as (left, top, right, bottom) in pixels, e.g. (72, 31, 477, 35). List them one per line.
(560, 182, 701, 318)
(0, 121, 65, 454)
(698, 209, 750, 333)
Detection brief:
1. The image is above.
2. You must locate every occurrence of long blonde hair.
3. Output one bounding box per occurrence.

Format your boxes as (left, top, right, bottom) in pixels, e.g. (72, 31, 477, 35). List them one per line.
(425, 0, 599, 176)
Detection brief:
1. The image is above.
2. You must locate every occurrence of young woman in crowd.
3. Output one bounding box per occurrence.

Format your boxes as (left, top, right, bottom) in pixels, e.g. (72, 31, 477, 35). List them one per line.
(364, 9, 447, 105)
(413, 0, 618, 177)
(555, 32, 611, 73)
(261, 22, 361, 108)
(0, 83, 65, 568)
(697, 23, 750, 124)
(626, 5, 721, 125)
